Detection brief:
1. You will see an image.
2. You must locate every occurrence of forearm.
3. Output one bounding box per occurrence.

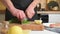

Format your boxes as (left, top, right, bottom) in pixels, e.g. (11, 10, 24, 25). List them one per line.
(0, 0, 15, 11)
(27, 0, 40, 9)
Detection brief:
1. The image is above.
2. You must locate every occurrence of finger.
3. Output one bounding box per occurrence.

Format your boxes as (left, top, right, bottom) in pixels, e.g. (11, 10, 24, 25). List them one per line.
(28, 13, 32, 18)
(16, 12, 20, 20)
(16, 11, 22, 20)
(18, 13, 23, 21)
(21, 11, 26, 19)
(19, 12, 26, 20)
(19, 12, 23, 20)
(29, 11, 34, 18)
(27, 12, 32, 18)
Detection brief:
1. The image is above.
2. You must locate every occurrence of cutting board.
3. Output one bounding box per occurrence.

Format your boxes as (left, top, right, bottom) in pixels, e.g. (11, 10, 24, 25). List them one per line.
(1, 21, 45, 34)
(9, 23, 45, 31)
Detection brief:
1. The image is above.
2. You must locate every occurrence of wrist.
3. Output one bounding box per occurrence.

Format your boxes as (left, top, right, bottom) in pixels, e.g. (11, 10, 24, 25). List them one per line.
(9, 7, 16, 13)
(8, 7, 17, 16)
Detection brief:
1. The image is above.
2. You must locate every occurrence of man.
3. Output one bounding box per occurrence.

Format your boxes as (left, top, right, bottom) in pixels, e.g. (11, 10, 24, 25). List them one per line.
(1, 0, 40, 23)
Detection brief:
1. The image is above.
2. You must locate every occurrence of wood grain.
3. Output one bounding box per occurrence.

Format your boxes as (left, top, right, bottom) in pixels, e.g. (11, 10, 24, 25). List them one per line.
(1, 22, 45, 34)
(9, 23, 45, 31)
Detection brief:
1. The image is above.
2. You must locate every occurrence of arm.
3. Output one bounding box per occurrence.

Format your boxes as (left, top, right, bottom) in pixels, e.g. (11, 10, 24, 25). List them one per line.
(0, 0, 15, 11)
(1, 0, 26, 21)
(27, 0, 40, 9)
(25, 0, 40, 19)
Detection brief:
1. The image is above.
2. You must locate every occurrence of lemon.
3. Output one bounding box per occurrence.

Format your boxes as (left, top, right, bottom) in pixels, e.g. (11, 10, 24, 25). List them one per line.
(34, 20, 42, 24)
(7, 26, 23, 34)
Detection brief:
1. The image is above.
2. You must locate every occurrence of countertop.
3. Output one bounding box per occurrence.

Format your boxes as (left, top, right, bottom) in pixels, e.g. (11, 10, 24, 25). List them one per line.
(1, 23, 60, 34)
(37, 11, 60, 14)
(30, 30, 59, 34)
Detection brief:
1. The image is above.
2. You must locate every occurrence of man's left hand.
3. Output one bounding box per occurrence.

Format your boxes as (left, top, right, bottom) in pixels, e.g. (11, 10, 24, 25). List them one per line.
(25, 7, 35, 19)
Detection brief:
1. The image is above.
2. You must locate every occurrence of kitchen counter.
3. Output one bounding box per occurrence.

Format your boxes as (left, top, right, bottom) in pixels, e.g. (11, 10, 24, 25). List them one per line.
(30, 30, 59, 34)
(0, 10, 5, 14)
(37, 11, 60, 14)
(1, 29, 59, 34)
(29, 23, 59, 34)
(1, 22, 60, 34)
(43, 23, 60, 33)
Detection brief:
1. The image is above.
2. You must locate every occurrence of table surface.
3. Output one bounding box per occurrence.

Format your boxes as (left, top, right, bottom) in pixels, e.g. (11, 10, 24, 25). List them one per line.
(30, 30, 59, 34)
(1, 22, 60, 34)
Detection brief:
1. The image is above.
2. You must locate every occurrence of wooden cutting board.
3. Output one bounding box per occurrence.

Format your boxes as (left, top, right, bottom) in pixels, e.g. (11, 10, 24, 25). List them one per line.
(1, 21, 45, 34)
(9, 23, 45, 31)
(2, 21, 45, 30)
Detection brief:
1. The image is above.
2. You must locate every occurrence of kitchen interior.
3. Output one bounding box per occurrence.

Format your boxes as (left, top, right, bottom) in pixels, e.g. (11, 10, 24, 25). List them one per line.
(0, 0, 60, 34)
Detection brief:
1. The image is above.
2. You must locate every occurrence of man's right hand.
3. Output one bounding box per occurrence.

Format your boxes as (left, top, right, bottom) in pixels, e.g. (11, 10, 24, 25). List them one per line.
(10, 8, 26, 21)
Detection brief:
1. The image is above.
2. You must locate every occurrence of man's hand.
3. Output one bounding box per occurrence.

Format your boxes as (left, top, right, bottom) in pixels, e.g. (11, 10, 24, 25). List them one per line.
(25, 0, 40, 19)
(10, 8, 26, 21)
(25, 7, 35, 19)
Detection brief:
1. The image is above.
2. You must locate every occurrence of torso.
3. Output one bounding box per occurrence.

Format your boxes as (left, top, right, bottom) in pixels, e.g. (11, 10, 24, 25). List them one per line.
(11, 0, 33, 10)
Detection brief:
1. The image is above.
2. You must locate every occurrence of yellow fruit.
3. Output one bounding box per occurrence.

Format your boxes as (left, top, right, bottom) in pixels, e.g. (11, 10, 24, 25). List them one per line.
(34, 20, 42, 24)
(7, 26, 23, 34)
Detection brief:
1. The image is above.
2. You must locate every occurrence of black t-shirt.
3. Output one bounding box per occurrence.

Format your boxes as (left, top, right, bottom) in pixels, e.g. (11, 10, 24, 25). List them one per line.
(5, 0, 38, 22)
(11, 0, 33, 11)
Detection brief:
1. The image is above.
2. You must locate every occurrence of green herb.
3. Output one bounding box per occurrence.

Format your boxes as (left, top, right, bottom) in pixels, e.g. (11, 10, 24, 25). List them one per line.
(8, 17, 20, 23)
(21, 18, 29, 24)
